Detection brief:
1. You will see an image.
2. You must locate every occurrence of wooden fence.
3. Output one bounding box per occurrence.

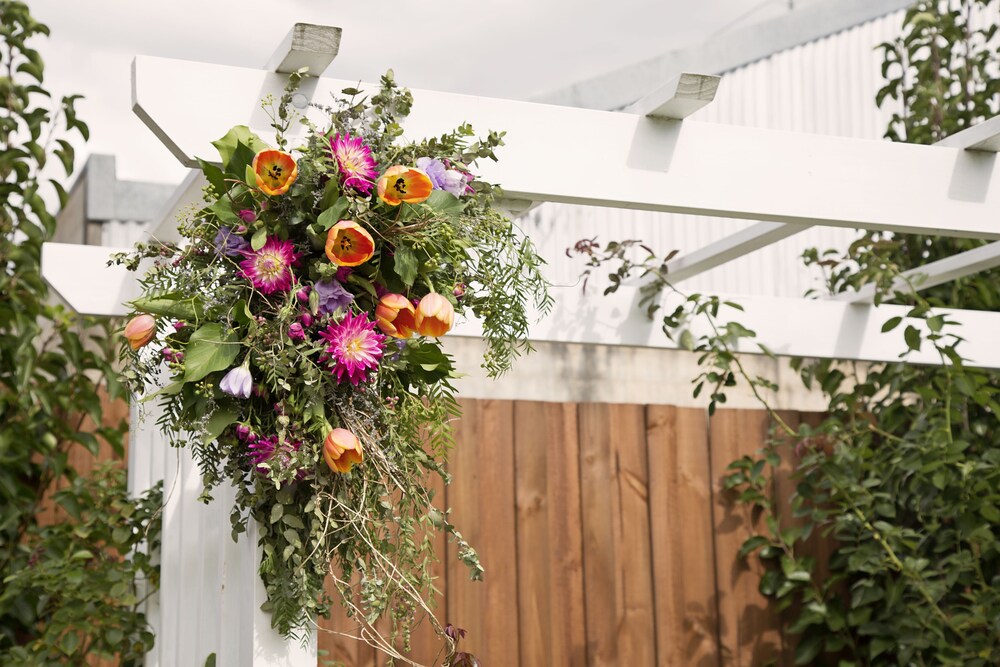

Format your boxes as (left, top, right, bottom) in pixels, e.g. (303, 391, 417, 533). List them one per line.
(318, 400, 830, 667)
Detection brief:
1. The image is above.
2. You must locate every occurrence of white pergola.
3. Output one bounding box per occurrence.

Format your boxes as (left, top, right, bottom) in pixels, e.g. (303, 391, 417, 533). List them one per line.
(41, 23, 1000, 667)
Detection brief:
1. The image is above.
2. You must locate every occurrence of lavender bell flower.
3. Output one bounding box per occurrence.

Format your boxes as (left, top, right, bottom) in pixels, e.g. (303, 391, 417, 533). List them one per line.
(219, 365, 253, 398)
(415, 157, 467, 197)
(313, 279, 354, 315)
(214, 226, 251, 257)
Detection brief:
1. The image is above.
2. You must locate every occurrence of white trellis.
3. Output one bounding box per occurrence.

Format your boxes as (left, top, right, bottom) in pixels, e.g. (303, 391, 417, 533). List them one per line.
(41, 22, 1000, 666)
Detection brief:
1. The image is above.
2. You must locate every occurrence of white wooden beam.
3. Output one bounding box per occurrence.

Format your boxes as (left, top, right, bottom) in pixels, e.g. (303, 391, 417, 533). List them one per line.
(933, 115, 1000, 152)
(624, 72, 720, 119)
(42, 243, 139, 316)
(665, 221, 806, 282)
(132, 55, 1000, 240)
(264, 23, 341, 76)
(43, 242, 1000, 369)
(830, 240, 1000, 304)
(451, 284, 1000, 369)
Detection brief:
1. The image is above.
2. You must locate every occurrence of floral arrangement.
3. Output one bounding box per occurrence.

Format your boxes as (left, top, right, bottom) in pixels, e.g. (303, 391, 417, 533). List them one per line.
(117, 71, 550, 656)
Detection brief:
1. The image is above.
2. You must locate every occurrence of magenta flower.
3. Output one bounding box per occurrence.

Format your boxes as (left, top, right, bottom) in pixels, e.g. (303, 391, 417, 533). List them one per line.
(247, 436, 301, 476)
(239, 237, 299, 294)
(330, 133, 378, 194)
(318, 311, 385, 385)
(238, 209, 257, 224)
(288, 322, 305, 341)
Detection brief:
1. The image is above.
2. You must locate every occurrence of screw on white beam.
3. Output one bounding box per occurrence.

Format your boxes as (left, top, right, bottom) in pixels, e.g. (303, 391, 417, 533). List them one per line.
(624, 72, 721, 120)
(933, 115, 1000, 152)
(664, 221, 805, 283)
(829, 240, 1000, 304)
(264, 23, 342, 76)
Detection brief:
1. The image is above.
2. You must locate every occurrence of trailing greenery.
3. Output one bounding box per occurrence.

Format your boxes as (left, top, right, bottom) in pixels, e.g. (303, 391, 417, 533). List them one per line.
(0, 2, 162, 664)
(576, 3, 1000, 664)
(117, 69, 549, 661)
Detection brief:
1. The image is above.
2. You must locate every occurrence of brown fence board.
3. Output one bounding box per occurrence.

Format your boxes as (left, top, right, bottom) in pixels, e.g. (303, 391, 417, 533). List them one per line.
(446, 399, 519, 664)
(514, 401, 587, 666)
(709, 409, 786, 667)
(578, 403, 656, 667)
(646, 405, 719, 667)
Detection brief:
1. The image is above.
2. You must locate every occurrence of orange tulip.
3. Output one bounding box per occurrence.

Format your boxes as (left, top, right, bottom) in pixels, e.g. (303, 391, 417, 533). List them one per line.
(325, 220, 375, 267)
(323, 428, 363, 474)
(377, 166, 433, 206)
(252, 149, 298, 196)
(375, 293, 416, 339)
(124, 314, 156, 350)
(414, 293, 455, 337)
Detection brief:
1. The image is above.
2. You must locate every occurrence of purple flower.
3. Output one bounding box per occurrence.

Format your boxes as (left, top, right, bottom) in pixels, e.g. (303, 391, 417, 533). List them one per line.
(288, 322, 305, 341)
(220, 366, 253, 398)
(415, 157, 467, 197)
(214, 226, 250, 257)
(299, 312, 314, 328)
(313, 279, 354, 315)
(248, 436, 301, 477)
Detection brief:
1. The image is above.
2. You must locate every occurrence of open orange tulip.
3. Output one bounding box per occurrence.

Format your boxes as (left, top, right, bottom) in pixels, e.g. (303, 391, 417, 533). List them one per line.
(323, 428, 363, 474)
(124, 314, 156, 350)
(375, 293, 416, 339)
(325, 220, 375, 267)
(377, 166, 433, 206)
(414, 293, 455, 337)
(252, 149, 298, 196)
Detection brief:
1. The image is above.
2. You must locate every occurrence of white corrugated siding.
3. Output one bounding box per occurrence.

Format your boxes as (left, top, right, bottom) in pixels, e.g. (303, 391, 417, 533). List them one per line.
(525, 12, 905, 298)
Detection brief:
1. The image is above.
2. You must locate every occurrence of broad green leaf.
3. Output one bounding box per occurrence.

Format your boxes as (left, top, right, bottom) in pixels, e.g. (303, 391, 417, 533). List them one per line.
(203, 408, 239, 444)
(198, 158, 227, 196)
(211, 126, 267, 167)
(347, 273, 378, 298)
(131, 294, 205, 322)
(881, 316, 902, 333)
(424, 189, 465, 218)
(183, 324, 240, 382)
(251, 228, 267, 251)
(317, 197, 350, 230)
(393, 245, 419, 287)
(209, 199, 240, 225)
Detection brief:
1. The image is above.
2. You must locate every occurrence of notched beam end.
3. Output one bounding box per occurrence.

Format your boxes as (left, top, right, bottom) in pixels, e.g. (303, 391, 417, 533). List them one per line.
(266, 23, 343, 76)
(625, 72, 721, 120)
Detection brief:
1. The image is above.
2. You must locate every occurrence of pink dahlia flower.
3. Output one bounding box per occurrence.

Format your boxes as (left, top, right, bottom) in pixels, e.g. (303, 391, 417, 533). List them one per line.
(247, 436, 301, 477)
(239, 237, 299, 294)
(330, 133, 378, 194)
(318, 310, 385, 385)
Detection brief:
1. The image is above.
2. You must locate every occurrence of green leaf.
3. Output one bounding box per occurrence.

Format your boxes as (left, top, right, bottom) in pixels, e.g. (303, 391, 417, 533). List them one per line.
(198, 158, 228, 195)
(795, 635, 824, 665)
(209, 199, 240, 225)
(183, 324, 241, 382)
(211, 126, 267, 167)
(203, 408, 238, 444)
(317, 198, 350, 231)
(131, 293, 205, 322)
(881, 316, 902, 333)
(424, 189, 465, 218)
(393, 245, 419, 287)
(347, 273, 378, 298)
(903, 325, 921, 351)
(251, 228, 267, 252)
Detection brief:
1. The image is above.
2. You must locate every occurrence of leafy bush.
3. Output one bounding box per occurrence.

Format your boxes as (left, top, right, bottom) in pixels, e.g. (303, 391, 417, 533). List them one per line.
(0, 2, 162, 663)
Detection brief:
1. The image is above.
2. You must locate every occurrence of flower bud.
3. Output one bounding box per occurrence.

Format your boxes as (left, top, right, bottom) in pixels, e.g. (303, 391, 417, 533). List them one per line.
(124, 314, 156, 350)
(414, 293, 455, 337)
(375, 293, 416, 339)
(323, 428, 364, 474)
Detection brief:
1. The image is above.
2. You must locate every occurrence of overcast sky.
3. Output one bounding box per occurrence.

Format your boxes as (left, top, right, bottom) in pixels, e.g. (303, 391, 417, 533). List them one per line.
(28, 0, 809, 185)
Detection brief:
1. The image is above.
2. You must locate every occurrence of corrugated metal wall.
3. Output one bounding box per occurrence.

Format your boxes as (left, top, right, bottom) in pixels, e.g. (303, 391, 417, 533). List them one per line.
(525, 12, 905, 298)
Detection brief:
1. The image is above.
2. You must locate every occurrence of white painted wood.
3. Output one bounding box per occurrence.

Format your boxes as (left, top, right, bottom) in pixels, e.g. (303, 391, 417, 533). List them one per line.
(934, 114, 1000, 152)
(452, 284, 1000, 368)
(264, 23, 342, 76)
(665, 221, 806, 282)
(830, 240, 1000, 304)
(50, 240, 1000, 368)
(132, 55, 1000, 240)
(42, 242, 139, 316)
(625, 72, 720, 119)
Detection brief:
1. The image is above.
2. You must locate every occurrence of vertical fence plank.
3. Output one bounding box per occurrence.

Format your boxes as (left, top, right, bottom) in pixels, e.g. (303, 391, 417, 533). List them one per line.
(646, 405, 719, 667)
(404, 461, 448, 667)
(514, 401, 587, 666)
(447, 399, 519, 664)
(710, 408, 786, 667)
(579, 403, 656, 667)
